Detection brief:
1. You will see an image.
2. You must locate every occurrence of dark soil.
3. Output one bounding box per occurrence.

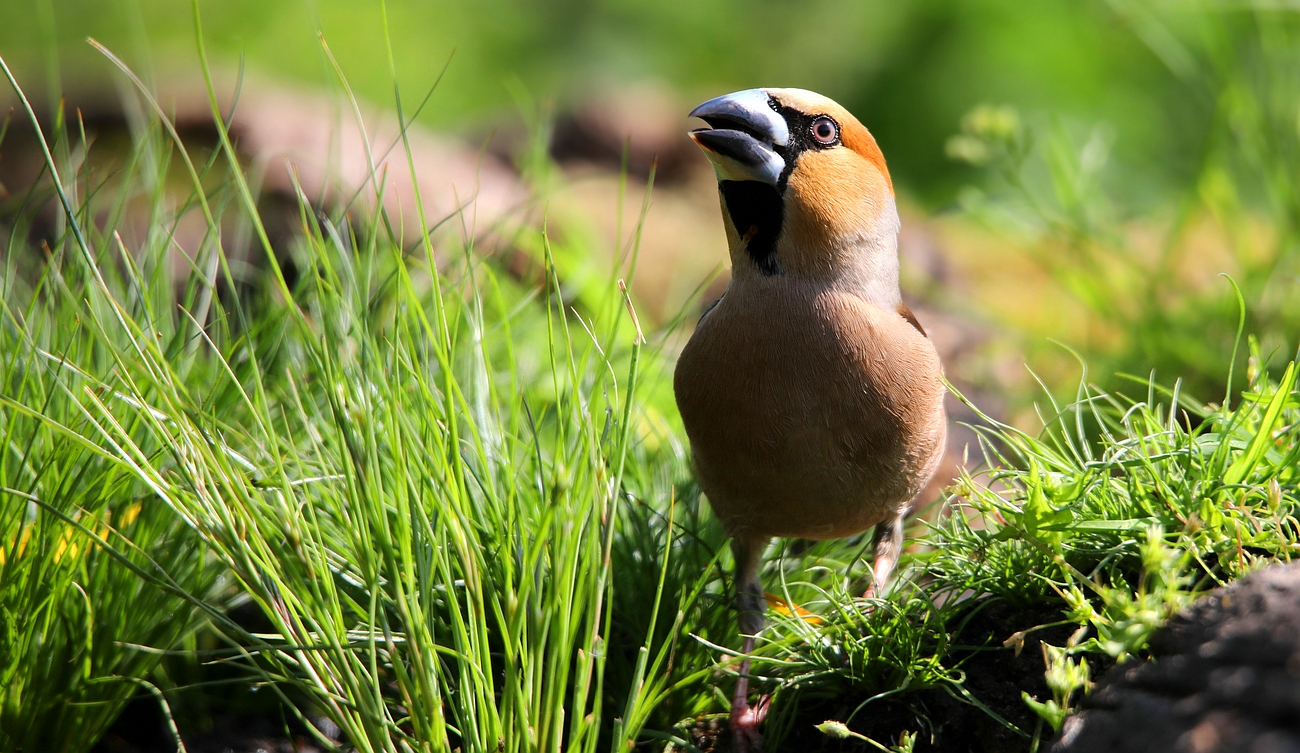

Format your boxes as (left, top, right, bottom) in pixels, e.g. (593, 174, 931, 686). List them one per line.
(690, 600, 1114, 753)
(1050, 562, 1300, 753)
(89, 676, 338, 753)
(91, 601, 338, 753)
(92, 703, 329, 753)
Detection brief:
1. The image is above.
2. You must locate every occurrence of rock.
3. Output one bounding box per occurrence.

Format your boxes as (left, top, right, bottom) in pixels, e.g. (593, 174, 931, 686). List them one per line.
(550, 81, 701, 183)
(1051, 562, 1300, 753)
(0, 72, 529, 277)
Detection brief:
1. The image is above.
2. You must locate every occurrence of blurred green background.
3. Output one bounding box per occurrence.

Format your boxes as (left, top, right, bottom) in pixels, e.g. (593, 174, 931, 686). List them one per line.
(0, 0, 1196, 206)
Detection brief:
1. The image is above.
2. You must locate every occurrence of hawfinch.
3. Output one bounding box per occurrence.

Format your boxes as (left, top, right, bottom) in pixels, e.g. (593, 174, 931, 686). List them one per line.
(673, 88, 947, 751)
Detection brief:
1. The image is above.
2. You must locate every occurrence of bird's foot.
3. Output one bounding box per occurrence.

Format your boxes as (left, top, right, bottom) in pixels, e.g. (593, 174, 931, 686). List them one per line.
(730, 693, 770, 753)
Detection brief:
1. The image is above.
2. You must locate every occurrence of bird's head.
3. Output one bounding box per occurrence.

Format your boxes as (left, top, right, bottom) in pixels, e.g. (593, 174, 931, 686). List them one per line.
(689, 88, 899, 298)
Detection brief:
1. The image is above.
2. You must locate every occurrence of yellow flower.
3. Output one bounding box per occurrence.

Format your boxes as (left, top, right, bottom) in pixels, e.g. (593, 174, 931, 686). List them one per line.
(121, 502, 143, 527)
(54, 530, 79, 563)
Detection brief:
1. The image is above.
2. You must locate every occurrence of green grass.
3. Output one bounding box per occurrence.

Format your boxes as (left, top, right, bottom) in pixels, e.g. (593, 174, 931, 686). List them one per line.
(2, 15, 723, 750)
(0, 63, 226, 753)
(1, 5, 1299, 752)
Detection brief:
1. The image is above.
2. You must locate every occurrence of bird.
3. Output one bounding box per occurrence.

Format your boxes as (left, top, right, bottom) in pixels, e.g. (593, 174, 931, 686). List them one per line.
(673, 88, 947, 752)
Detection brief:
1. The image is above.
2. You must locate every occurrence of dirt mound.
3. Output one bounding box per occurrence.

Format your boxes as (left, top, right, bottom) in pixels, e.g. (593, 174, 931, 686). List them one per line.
(1052, 562, 1300, 753)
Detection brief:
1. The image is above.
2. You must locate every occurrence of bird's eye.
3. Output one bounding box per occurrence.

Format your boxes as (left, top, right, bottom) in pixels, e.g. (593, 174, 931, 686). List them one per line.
(811, 116, 838, 145)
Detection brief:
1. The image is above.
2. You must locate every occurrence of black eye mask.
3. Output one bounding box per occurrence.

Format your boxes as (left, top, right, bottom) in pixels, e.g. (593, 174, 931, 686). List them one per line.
(768, 98, 842, 190)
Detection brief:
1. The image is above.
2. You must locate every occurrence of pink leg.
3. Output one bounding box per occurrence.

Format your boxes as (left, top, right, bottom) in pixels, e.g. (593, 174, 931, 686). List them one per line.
(730, 636, 769, 752)
(731, 537, 770, 753)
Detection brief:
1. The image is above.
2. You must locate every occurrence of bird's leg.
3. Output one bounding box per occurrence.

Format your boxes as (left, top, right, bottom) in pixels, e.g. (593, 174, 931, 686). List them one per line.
(863, 516, 903, 600)
(731, 536, 769, 753)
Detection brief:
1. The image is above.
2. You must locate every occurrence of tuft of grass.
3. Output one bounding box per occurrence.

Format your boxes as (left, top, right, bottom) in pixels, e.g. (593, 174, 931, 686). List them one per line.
(930, 343, 1299, 635)
(0, 14, 732, 750)
(0, 58, 225, 753)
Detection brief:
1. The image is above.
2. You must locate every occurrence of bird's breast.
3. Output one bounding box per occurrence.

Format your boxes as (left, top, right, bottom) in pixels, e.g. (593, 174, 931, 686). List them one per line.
(673, 283, 946, 539)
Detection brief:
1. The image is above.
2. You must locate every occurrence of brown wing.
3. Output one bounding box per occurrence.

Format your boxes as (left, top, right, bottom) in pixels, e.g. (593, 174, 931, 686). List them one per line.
(897, 303, 926, 337)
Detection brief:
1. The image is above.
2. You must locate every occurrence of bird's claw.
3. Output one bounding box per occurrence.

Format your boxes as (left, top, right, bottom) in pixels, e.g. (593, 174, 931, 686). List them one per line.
(730, 693, 770, 753)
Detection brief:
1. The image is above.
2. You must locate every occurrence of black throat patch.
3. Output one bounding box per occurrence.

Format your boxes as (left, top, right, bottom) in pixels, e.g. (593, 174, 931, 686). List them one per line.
(719, 180, 783, 276)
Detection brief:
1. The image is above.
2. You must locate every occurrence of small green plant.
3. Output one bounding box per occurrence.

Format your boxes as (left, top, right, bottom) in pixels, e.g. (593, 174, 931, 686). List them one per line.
(816, 719, 917, 752)
(1021, 642, 1091, 733)
(930, 343, 1300, 609)
(1075, 525, 1195, 661)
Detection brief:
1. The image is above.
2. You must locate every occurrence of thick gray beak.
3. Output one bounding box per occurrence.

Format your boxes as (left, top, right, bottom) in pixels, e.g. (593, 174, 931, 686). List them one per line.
(688, 89, 788, 186)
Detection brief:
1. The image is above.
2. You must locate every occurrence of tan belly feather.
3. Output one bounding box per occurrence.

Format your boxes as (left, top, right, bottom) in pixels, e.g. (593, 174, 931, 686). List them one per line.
(674, 285, 946, 540)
